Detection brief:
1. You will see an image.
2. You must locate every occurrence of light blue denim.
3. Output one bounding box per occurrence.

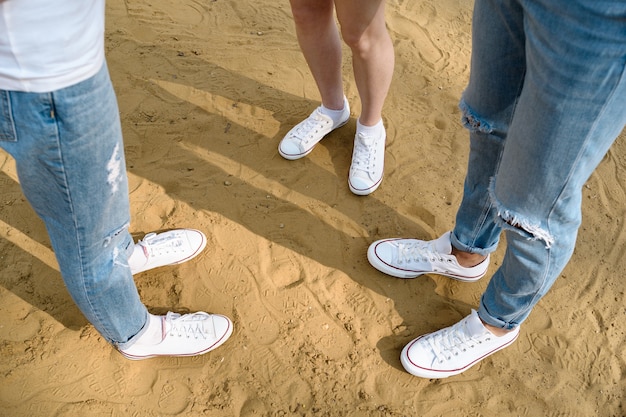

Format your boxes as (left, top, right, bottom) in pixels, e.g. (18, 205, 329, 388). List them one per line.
(450, 0, 626, 330)
(0, 63, 148, 347)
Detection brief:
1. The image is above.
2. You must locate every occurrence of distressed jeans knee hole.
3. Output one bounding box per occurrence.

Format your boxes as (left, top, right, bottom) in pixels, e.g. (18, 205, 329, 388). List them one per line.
(459, 99, 493, 134)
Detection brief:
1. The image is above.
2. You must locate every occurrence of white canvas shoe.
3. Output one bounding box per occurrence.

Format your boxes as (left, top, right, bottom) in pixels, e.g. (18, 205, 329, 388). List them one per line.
(119, 312, 233, 360)
(401, 310, 519, 378)
(129, 229, 207, 275)
(348, 128, 386, 195)
(367, 231, 489, 281)
(279, 99, 350, 160)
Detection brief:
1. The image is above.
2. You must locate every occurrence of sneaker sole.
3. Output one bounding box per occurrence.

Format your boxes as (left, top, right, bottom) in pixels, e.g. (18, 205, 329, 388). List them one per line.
(119, 314, 234, 360)
(278, 119, 349, 160)
(400, 330, 519, 378)
(348, 176, 382, 196)
(367, 240, 487, 282)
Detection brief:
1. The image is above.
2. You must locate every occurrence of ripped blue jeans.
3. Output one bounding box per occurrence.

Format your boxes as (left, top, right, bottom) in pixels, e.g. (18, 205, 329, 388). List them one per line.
(450, 0, 626, 329)
(0, 63, 147, 347)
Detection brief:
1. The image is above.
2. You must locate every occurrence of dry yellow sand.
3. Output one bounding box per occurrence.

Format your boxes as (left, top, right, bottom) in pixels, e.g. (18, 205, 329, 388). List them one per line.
(1, 0, 625, 416)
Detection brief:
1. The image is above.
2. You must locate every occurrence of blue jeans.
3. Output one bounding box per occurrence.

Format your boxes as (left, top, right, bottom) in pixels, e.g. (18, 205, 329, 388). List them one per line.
(450, 0, 626, 329)
(0, 63, 147, 348)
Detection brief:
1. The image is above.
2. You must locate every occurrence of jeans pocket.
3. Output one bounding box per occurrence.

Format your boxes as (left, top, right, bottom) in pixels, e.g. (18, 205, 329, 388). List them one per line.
(0, 90, 17, 142)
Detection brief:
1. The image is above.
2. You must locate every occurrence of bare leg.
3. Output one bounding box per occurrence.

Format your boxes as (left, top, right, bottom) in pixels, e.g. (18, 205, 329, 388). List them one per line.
(289, 0, 345, 110)
(335, 0, 394, 125)
(451, 247, 488, 268)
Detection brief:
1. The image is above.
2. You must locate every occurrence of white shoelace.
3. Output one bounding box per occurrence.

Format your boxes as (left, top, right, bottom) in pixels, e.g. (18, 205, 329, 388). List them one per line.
(351, 133, 380, 174)
(423, 317, 491, 363)
(396, 240, 449, 265)
(351, 132, 382, 175)
(140, 232, 186, 257)
(165, 312, 214, 340)
(290, 110, 330, 144)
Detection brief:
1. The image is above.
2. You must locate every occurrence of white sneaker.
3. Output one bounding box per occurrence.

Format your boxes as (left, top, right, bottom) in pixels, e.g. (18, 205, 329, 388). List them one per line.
(129, 229, 207, 275)
(348, 128, 385, 195)
(278, 100, 350, 160)
(119, 312, 233, 360)
(367, 231, 489, 281)
(401, 310, 519, 378)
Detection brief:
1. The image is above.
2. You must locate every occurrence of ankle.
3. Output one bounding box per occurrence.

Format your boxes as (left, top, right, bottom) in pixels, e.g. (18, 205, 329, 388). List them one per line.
(356, 119, 384, 140)
(132, 314, 164, 346)
(320, 98, 349, 127)
(127, 244, 148, 271)
(356, 118, 383, 132)
(481, 320, 514, 337)
(321, 95, 346, 112)
(451, 247, 487, 268)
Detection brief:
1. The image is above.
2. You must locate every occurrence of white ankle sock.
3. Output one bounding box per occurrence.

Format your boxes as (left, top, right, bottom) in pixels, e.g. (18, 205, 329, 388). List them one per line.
(127, 244, 148, 271)
(356, 119, 384, 137)
(132, 314, 164, 346)
(320, 97, 349, 126)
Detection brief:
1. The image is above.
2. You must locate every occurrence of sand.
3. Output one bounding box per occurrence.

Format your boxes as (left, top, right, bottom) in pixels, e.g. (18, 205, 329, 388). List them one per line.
(1, 0, 625, 416)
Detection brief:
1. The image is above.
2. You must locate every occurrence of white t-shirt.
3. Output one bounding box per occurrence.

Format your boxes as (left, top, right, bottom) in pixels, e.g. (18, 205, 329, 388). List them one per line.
(0, 0, 105, 92)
